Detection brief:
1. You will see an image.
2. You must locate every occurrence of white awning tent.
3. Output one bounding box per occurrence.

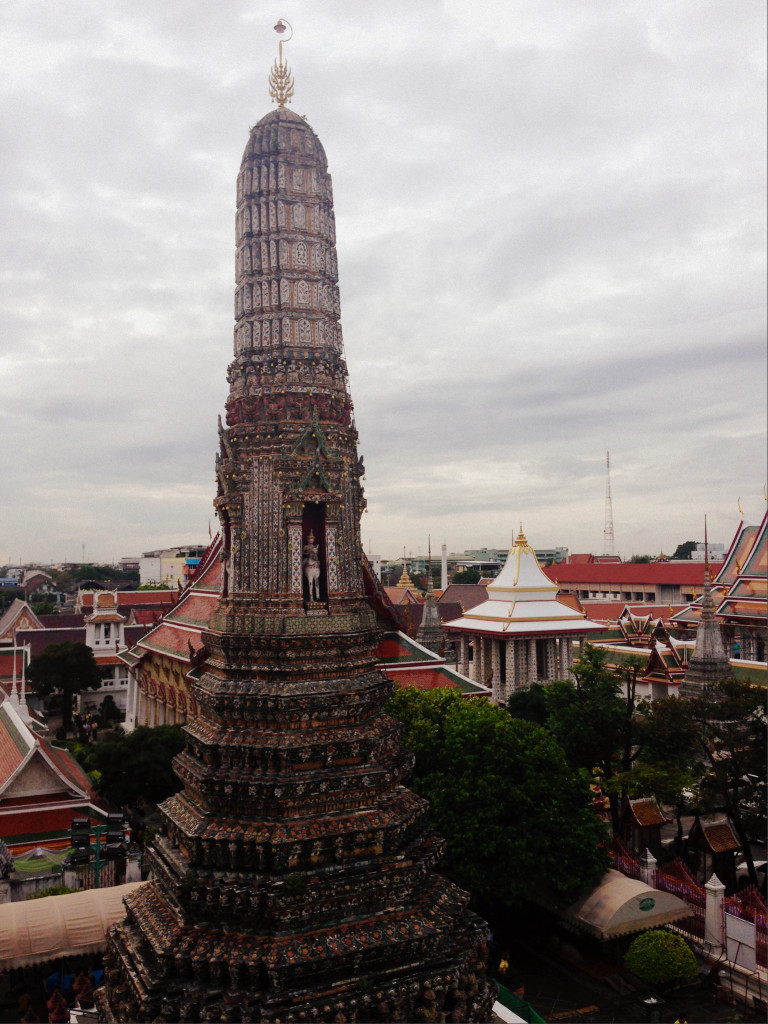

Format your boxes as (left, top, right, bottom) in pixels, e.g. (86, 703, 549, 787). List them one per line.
(561, 869, 690, 941)
(0, 882, 142, 969)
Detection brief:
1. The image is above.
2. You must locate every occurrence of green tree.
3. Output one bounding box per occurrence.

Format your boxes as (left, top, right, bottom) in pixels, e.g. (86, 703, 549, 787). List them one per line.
(30, 595, 59, 615)
(26, 642, 102, 730)
(508, 648, 648, 832)
(0, 586, 25, 612)
(72, 563, 138, 583)
(450, 568, 481, 585)
(672, 540, 696, 560)
(83, 725, 185, 808)
(629, 554, 652, 563)
(505, 682, 549, 725)
(526, 647, 630, 829)
(621, 696, 703, 850)
(624, 930, 697, 988)
(688, 678, 767, 886)
(385, 688, 608, 910)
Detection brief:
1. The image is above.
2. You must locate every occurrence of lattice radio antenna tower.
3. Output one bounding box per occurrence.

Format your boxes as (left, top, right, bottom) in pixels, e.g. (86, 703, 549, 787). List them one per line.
(603, 450, 615, 556)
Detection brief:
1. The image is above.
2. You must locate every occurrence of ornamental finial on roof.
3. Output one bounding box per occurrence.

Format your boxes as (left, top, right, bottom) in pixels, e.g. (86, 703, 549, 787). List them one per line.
(269, 19, 295, 108)
(514, 523, 528, 546)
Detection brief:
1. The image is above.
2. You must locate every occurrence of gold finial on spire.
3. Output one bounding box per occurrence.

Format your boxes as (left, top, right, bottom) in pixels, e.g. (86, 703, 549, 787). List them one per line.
(269, 18, 295, 108)
(738, 495, 744, 516)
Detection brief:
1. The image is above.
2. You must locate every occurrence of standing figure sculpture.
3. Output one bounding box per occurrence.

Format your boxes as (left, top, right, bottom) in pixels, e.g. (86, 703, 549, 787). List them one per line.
(302, 529, 321, 600)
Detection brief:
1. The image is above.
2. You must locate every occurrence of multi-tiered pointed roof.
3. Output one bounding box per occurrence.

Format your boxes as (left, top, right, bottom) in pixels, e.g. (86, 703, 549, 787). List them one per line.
(681, 519, 731, 695)
(99, 32, 494, 1024)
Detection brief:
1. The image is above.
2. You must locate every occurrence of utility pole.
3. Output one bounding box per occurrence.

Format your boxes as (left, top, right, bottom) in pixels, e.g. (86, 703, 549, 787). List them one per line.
(603, 451, 615, 556)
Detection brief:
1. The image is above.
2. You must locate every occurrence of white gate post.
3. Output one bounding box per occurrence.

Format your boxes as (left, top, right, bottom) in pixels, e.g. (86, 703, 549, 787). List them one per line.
(639, 848, 657, 887)
(704, 873, 726, 951)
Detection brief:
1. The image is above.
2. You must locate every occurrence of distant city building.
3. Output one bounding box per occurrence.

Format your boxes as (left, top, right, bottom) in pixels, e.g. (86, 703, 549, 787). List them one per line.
(545, 560, 722, 606)
(690, 541, 725, 561)
(4, 591, 167, 717)
(138, 545, 207, 587)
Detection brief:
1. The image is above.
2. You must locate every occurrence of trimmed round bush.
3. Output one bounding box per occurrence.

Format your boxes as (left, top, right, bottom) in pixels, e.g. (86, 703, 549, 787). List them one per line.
(624, 929, 698, 986)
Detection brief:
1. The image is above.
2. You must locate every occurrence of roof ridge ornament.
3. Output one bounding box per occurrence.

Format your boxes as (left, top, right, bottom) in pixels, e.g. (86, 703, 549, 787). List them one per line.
(269, 18, 295, 108)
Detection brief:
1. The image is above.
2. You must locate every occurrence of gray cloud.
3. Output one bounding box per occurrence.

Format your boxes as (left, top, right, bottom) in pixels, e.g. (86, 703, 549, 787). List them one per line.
(1, 0, 765, 565)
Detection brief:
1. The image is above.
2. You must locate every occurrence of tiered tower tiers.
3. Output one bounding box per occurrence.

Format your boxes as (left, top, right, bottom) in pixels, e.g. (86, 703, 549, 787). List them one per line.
(681, 519, 731, 695)
(99, 104, 494, 1022)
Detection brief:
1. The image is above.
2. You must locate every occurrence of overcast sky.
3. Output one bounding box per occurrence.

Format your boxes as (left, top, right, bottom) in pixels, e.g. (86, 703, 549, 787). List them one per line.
(1, 0, 765, 566)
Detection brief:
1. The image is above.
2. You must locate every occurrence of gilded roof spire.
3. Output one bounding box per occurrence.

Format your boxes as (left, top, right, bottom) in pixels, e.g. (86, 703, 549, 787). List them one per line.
(269, 18, 295, 108)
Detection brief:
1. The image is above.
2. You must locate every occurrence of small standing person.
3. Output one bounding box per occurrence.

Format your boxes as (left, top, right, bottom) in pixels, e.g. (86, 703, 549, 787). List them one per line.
(302, 529, 321, 601)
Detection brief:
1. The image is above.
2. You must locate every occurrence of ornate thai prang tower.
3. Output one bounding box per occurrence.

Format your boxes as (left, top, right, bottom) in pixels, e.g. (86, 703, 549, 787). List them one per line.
(99, 30, 494, 1024)
(681, 517, 731, 695)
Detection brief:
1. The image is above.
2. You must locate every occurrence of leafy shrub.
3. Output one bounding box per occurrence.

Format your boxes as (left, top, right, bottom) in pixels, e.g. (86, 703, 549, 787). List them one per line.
(624, 930, 697, 986)
(29, 885, 78, 899)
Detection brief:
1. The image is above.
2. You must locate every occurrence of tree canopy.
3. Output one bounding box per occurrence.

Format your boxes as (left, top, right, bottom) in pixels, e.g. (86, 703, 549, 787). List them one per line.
(617, 695, 702, 848)
(26, 641, 102, 730)
(82, 725, 185, 808)
(384, 688, 608, 911)
(687, 678, 767, 885)
(508, 645, 636, 830)
(672, 540, 697, 560)
(450, 568, 481, 585)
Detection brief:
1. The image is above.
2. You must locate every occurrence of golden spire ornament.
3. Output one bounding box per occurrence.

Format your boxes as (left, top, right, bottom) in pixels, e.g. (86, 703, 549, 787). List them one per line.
(269, 18, 295, 107)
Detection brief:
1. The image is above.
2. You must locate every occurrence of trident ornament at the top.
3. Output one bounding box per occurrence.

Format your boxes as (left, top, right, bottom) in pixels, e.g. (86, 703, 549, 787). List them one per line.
(269, 19, 295, 107)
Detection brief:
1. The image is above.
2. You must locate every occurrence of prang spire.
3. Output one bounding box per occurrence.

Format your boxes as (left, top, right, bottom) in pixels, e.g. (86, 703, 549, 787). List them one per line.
(681, 515, 731, 695)
(99, 29, 494, 1024)
(268, 19, 294, 108)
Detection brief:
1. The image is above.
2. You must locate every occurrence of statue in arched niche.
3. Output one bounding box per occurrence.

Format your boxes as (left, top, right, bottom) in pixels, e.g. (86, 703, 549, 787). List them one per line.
(302, 529, 321, 601)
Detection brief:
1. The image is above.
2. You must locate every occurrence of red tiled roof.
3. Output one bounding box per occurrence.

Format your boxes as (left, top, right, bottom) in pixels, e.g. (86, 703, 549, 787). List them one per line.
(438, 584, 488, 611)
(377, 638, 413, 661)
(383, 667, 460, 692)
(742, 512, 767, 576)
(0, 707, 29, 784)
(44, 743, 94, 797)
(581, 602, 686, 623)
(436, 601, 463, 623)
(38, 614, 86, 628)
(714, 520, 762, 588)
(170, 593, 218, 628)
(139, 623, 204, 660)
(382, 587, 419, 605)
(0, 650, 26, 681)
(702, 821, 740, 854)
(15, 627, 86, 658)
(630, 798, 665, 827)
(130, 609, 162, 625)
